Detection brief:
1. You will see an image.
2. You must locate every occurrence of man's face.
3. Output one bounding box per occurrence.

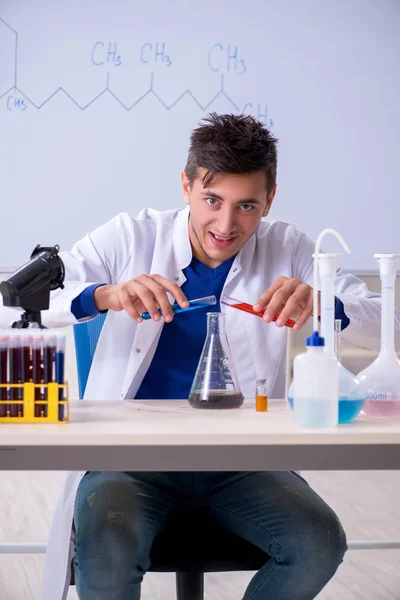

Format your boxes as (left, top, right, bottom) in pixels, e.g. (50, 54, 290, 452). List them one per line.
(182, 168, 276, 268)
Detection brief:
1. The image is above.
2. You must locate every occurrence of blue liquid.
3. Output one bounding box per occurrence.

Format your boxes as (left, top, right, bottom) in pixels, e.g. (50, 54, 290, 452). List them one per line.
(288, 396, 364, 424)
(141, 301, 213, 320)
(338, 398, 364, 423)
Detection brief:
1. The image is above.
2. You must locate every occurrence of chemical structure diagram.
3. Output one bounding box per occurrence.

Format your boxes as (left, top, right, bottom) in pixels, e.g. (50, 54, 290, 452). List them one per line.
(0, 16, 274, 127)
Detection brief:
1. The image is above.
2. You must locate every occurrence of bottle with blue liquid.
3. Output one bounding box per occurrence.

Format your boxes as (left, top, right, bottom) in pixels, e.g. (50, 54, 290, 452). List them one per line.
(287, 319, 364, 424)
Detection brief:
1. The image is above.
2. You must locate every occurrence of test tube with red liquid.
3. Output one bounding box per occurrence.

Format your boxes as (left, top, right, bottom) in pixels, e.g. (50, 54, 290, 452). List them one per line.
(42, 330, 56, 418)
(32, 331, 43, 418)
(8, 330, 22, 417)
(0, 331, 8, 417)
(220, 295, 295, 328)
(19, 330, 32, 418)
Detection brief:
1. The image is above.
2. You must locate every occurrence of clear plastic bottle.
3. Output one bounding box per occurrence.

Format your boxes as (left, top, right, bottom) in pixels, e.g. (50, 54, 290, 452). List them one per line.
(188, 312, 244, 409)
(293, 331, 338, 428)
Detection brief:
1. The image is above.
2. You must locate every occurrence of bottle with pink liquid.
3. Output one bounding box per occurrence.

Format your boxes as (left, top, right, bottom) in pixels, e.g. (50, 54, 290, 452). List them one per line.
(358, 254, 400, 419)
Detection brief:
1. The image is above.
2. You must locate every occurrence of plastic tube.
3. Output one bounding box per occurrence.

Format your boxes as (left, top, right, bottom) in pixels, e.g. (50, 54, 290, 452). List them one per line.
(312, 228, 350, 335)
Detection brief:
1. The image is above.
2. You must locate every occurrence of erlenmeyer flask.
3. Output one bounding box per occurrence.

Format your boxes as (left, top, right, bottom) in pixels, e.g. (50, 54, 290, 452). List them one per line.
(334, 319, 365, 424)
(188, 312, 244, 409)
(358, 254, 400, 419)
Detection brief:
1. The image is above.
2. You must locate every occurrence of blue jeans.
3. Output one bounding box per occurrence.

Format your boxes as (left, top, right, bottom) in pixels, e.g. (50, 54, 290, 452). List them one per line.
(73, 471, 347, 599)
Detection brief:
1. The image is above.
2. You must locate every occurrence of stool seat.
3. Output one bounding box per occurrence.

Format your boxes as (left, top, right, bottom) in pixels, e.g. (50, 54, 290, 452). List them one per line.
(149, 506, 269, 572)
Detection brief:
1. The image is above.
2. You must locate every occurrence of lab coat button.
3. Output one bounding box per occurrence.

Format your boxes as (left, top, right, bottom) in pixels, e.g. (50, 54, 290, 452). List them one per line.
(175, 276, 179, 281)
(135, 348, 141, 353)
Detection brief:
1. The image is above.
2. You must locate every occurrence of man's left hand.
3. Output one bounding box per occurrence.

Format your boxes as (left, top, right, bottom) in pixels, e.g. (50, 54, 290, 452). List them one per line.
(253, 276, 319, 331)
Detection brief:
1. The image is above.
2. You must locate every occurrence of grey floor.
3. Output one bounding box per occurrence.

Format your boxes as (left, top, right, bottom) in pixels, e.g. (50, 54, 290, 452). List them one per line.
(0, 471, 399, 599)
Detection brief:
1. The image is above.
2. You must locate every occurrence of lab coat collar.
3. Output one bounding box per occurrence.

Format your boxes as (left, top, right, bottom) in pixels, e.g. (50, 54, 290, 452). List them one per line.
(224, 226, 258, 284)
(173, 206, 192, 271)
(236, 228, 257, 268)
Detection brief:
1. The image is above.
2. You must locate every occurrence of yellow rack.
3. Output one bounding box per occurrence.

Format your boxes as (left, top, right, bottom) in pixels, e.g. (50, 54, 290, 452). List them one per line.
(0, 382, 69, 423)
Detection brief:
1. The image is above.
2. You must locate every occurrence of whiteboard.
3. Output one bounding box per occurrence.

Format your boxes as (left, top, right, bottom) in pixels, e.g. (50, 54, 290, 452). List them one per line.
(0, 0, 399, 273)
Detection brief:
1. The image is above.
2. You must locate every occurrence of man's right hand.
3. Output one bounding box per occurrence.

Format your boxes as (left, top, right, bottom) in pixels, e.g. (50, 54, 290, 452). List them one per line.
(93, 274, 189, 323)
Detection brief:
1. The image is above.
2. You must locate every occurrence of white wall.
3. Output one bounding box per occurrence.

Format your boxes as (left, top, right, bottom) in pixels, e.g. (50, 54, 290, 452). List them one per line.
(0, 0, 399, 272)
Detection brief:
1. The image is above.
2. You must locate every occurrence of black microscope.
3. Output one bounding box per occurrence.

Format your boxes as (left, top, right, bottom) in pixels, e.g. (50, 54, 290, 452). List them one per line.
(0, 245, 65, 329)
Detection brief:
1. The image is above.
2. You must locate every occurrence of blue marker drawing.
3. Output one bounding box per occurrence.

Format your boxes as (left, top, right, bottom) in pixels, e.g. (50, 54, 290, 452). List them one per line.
(91, 41, 122, 66)
(0, 16, 273, 124)
(140, 42, 172, 66)
(6, 94, 27, 111)
(208, 43, 247, 74)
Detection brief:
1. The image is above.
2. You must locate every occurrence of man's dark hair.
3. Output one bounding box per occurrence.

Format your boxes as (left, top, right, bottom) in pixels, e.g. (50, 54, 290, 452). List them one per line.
(185, 112, 278, 195)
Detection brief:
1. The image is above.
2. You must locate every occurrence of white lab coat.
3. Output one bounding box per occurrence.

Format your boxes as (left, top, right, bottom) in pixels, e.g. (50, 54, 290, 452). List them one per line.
(38, 206, 395, 599)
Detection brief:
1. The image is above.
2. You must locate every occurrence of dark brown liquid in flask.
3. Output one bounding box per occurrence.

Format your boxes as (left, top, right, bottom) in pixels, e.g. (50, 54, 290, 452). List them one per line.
(189, 390, 243, 409)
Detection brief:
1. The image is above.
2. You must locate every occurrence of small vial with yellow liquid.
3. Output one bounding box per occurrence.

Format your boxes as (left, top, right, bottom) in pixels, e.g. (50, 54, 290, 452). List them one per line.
(256, 379, 268, 412)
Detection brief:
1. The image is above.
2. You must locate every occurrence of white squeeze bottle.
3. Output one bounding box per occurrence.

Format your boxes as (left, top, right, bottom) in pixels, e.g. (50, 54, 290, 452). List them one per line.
(293, 330, 338, 427)
(292, 227, 350, 428)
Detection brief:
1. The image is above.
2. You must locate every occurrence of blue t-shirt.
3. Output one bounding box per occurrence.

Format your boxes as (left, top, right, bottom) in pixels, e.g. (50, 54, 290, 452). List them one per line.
(135, 256, 235, 399)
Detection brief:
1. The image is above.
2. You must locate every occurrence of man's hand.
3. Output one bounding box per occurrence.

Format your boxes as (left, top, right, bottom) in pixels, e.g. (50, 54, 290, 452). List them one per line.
(94, 274, 189, 323)
(253, 276, 319, 331)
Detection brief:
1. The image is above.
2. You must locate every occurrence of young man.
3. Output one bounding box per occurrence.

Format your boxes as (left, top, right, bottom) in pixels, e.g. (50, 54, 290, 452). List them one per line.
(43, 114, 389, 599)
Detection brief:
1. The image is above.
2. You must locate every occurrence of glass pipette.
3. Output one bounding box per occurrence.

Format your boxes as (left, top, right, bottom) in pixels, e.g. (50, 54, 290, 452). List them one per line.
(141, 295, 217, 320)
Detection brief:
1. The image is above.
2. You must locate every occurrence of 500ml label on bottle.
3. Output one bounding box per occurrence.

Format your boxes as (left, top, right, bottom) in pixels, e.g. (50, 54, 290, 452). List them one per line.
(364, 391, 388, 400)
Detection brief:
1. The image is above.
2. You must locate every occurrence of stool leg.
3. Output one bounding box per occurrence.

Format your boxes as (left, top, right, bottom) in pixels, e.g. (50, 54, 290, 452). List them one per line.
(176, 572, 204, 600)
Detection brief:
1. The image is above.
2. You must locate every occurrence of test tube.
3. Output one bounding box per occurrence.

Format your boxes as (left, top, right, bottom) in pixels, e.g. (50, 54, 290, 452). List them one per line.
(255, 379, 268, 412)
(0, 330, 8, 417)
(19, 329, 32, 418)
(221, 295, 295, 328)
(55, 332, 66, 421)
(8, 330, 22, 417)
(32, 330, 43, 418)
(42, 330, 56, 419)
(141, 295, 217, 320)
